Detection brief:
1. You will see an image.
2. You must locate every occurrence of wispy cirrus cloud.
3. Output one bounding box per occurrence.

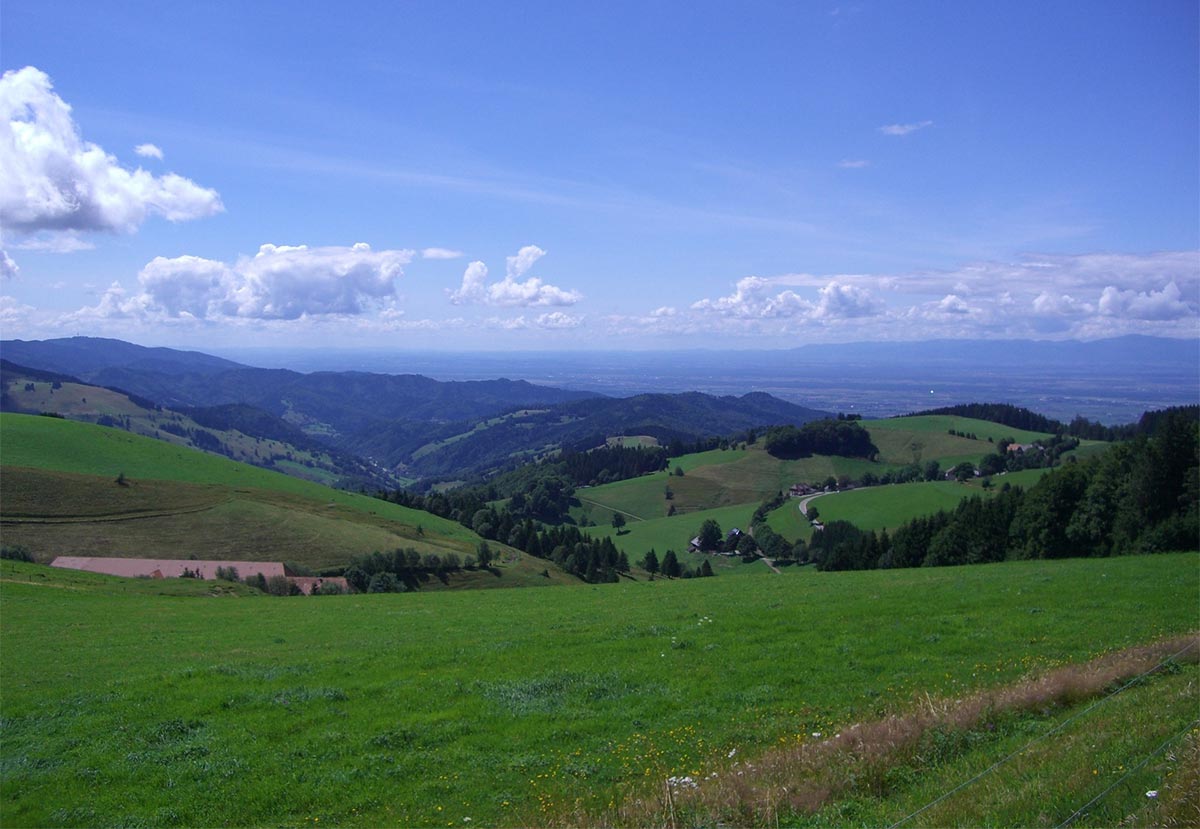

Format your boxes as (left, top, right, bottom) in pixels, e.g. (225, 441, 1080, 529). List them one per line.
(878, 120, 933, 136)
(0, 251, 18, 280)
(421, 247, 463, 260)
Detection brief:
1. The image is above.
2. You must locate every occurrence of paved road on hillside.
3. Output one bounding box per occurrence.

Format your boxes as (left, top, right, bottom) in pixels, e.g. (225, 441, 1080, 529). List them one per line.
(798, 491, 835, 516)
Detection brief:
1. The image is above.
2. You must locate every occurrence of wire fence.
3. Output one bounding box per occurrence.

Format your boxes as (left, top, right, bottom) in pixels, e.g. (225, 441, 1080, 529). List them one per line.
(888, 641, 1197, 829)
(1055, 717, 1198, 828)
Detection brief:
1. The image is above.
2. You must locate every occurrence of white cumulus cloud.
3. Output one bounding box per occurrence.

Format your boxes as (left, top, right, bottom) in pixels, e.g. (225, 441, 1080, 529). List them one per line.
(812, 282, 884, 319)
(134, 143, 164, 160)
(692, 276, 881, 321)
(1032, 291, 1092, 316)
(73, 242, 412, 321)
(536, 311, 583, 329)
(448, 245, 582, 307)
(1097, 281, 1194, 321)
(0, 66, 222, 237)
(691, 276, 801, 317)
(448, 260, 489, 305)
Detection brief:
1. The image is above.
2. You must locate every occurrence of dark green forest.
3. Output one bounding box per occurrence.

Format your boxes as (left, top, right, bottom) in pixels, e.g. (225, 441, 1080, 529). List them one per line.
(763, 418, 879, 460)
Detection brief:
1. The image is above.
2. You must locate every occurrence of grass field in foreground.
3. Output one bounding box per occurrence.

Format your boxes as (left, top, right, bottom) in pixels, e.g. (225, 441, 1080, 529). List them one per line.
(2, 553, 1196, 827)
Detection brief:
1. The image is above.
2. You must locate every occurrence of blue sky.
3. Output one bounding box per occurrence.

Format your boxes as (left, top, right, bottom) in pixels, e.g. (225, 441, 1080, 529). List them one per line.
(1, 0, 1197, 349)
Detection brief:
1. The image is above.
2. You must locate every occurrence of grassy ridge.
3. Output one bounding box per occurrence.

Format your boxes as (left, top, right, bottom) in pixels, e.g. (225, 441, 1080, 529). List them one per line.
(866, 415, 1052, 468)
(1, 553, 1195, 827)
(868, 414, 1052, 443)
(0, 414, 551, 575)
(0, 413, 471, 541)
(5, 377, 364, 488)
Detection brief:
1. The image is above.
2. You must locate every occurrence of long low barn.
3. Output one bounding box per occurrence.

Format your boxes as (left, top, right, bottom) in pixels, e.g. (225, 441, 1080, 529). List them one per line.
(49, 557, 348, 595)
(51, 556, 286, 581)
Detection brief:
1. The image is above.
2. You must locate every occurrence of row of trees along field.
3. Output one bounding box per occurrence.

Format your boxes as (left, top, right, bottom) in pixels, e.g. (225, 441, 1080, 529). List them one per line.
(808, 407, 1198, 571)
(343, 547, 486, 592)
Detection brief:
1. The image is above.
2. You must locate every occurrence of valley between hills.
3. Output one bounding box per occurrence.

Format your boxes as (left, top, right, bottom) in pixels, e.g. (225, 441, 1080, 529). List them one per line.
(0, 336, 1196, 828)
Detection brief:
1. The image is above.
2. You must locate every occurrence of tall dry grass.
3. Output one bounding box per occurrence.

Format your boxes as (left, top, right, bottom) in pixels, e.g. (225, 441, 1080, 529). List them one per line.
(575, 633, 1199, 828)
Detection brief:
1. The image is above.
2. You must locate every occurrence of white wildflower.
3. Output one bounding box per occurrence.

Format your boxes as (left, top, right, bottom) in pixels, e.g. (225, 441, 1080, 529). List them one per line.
(667, 776, 698, 790)
(1146, 790, 1158, 798)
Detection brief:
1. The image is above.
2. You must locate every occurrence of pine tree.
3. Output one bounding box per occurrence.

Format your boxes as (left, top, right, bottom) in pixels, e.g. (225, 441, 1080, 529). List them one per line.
(642, 549, 660, 575)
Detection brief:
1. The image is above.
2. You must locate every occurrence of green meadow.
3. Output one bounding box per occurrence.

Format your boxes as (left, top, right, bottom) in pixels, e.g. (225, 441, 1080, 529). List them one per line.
(865, 415, 1052, 468)
(2, 553, 1196, 827)
(588, 501, 761, 570)
(867, 414, 1052, 444)
(767, 479, 1004, 540)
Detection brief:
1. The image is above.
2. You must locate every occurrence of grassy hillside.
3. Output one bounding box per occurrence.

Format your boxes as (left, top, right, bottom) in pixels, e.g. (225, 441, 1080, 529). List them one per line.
(1, 553, 1195, 827)
(575, 446, 883, 522)
(588, 502, 761, 567)
(0, 414, 551, 579)
(766, 479, 997, 539)
(866, 415, 1054, 467)
(870, 414, 1053, 443)
(574, 417, 1107, 565)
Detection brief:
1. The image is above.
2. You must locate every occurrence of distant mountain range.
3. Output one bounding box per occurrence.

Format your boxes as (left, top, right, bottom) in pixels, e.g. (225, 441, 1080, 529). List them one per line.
(0, 337, 831, 481)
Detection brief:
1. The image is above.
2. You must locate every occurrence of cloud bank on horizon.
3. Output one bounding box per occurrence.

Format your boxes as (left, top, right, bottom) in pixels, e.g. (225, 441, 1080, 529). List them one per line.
(0, 1, 1196, 349)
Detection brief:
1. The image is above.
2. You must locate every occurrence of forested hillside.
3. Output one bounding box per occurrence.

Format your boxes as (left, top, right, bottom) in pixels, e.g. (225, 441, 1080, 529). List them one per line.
(806, 407, 1198, 571)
